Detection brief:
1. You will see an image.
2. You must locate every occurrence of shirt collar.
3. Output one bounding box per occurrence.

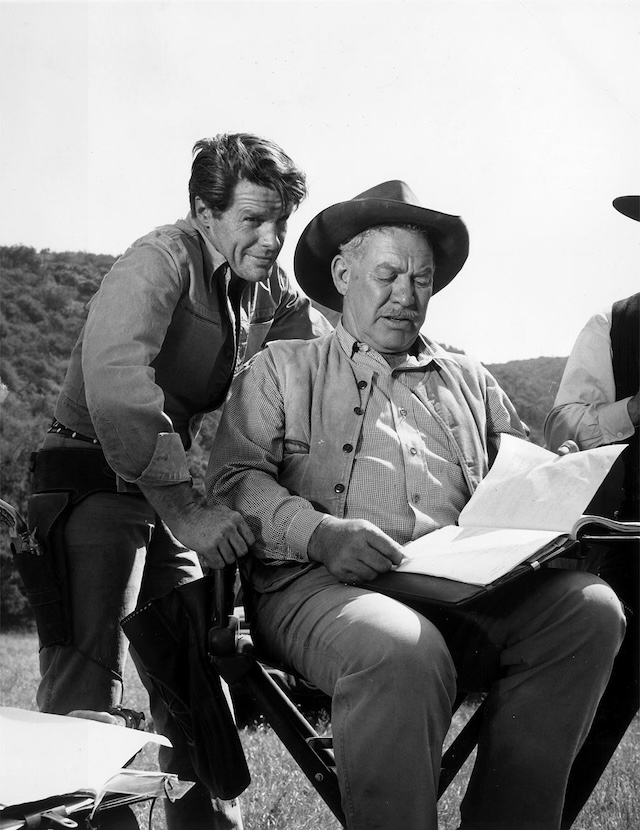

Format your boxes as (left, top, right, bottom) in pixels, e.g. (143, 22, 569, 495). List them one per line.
(335, 321, 460, 371)
(185, 212, 227, 279)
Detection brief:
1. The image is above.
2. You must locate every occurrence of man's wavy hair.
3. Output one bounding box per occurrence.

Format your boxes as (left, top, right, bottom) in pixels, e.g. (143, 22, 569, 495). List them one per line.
(189, 133, 307, 215)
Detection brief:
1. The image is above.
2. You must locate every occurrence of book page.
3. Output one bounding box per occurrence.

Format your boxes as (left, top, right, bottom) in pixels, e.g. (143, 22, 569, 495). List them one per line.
(571, 515, 640, 535)
(397, 525, 562, 585)
(458, 434, 626, 533)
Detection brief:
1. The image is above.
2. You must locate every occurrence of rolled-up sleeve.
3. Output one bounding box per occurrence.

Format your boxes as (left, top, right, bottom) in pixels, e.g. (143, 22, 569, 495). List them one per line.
(82, 242, 192, 485)
(544, 311, 635, 451)
(205, 353, 326, 562)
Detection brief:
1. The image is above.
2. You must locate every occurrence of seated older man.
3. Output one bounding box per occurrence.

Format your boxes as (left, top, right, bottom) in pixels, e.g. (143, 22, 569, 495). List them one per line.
(206, 181, 625, 830)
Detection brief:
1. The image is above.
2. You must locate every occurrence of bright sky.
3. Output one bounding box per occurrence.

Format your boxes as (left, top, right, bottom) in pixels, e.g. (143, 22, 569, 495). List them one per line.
(1, 0, 638, 363)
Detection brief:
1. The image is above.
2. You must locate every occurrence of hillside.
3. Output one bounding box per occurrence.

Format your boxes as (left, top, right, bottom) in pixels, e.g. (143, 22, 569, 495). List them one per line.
(0, 245, 567, 624)
(485, 357, 567, 446)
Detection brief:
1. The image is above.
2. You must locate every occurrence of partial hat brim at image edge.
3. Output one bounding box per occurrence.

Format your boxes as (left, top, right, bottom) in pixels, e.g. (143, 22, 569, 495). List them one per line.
(613, 196, 640, 222)
(294, 198, 469, 312)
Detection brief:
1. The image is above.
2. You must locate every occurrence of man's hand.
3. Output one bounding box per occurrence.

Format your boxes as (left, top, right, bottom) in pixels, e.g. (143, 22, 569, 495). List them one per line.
(171, 502, 254, 569)
(138, 482, 254, 569)
(308, 516, 404, 584)
(555, 440, 580, 456)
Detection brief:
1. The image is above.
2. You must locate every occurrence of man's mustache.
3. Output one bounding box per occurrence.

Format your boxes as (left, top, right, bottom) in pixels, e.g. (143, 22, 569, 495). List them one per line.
(379, 308, 421, 320)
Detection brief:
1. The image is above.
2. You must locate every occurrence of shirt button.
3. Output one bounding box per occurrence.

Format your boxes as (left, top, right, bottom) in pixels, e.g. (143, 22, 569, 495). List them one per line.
(354, 407, 364, 416)
(357, 380, 368, 389)
(412, 494, 421, 504)
(342, 443, 354, 453)
(399, 408, 407, 418)
(334, 483, 345, 493)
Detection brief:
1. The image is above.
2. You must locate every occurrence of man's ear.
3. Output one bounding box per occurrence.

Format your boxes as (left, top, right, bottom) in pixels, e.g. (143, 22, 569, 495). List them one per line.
(331, 254, 350, 298)
(194, 196, 212, 225)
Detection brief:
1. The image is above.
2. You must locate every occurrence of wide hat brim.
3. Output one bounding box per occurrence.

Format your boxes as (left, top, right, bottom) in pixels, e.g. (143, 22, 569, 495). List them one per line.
(613, 195, 640, 222)
(294, 181, 470, 312)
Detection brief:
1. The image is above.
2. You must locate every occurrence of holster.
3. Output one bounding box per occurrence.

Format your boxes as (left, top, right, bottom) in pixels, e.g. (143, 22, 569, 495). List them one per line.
(25, 447, 118, 647)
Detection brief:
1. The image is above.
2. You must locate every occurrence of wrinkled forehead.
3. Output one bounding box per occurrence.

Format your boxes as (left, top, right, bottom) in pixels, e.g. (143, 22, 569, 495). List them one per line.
(346, 224, 435, 266)
(226, 180, 289, 217)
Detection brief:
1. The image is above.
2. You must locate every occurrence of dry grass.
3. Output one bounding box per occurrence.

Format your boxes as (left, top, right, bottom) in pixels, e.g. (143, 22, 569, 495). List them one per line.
(1, 631, 638, 829)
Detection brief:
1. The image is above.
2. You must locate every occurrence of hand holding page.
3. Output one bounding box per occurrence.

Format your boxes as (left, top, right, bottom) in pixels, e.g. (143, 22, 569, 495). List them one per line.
(397, 435, 631, 586)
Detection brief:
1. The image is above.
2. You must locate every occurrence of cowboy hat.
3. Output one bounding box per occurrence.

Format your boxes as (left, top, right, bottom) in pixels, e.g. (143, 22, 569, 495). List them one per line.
(613, 195, 640, 222)
(294, 180, 469, 312)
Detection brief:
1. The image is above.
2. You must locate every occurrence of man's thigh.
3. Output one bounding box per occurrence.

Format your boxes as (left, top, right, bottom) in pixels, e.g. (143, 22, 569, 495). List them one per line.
(439, 569, 625, 688)
(64, 492, 154, 657)
(253, 566, 457, 698)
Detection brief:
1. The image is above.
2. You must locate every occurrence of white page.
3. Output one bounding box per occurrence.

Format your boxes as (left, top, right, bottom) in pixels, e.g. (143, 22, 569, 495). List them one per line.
(458, 434, 626, 533)
(0, 707, 170, 807)
(398, 525, 561, 585)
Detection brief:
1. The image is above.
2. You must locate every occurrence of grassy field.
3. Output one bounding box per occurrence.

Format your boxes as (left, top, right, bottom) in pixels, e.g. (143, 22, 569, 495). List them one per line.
(1, 630, 638, 829)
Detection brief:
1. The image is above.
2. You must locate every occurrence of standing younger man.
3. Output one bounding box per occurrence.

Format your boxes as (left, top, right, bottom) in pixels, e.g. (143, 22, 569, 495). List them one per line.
(29, 133, 330, 829)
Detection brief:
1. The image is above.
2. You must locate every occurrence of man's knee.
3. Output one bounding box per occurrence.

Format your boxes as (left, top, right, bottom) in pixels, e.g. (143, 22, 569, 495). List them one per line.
(539, 570, 626, 653)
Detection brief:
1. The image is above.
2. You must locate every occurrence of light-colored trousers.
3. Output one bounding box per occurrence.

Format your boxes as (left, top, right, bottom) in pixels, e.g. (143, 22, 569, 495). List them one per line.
(253, 566, 625, 830)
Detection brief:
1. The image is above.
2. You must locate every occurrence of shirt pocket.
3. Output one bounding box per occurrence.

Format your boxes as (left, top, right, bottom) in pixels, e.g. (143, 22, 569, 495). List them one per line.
(281, 439, 311, 491)
(284, 439, 310, 455)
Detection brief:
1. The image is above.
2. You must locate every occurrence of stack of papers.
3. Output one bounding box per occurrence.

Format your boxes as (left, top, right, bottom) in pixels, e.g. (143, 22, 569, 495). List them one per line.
(0, 707, 183, 809)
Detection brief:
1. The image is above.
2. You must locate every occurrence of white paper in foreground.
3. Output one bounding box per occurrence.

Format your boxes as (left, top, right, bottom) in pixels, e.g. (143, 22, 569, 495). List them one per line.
(0, 707, 171, 806)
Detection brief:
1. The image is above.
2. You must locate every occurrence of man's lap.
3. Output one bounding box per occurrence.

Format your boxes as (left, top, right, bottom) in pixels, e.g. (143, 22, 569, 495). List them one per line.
(252, 565, 624, 697)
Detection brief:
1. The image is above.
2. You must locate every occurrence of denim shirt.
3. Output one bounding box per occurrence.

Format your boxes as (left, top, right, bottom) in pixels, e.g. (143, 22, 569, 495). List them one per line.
(54, 214, 331, 486)
(207, 326, 528, 592)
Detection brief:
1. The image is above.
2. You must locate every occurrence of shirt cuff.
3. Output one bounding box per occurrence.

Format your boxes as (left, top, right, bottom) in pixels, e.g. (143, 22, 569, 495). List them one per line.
(599, 398, 636, 445)
(285, 509, 329, 560)
(133, 432, 192, 486)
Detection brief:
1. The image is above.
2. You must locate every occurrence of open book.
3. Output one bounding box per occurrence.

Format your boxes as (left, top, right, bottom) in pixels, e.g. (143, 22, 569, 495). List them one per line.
(397, 434, 636, 587)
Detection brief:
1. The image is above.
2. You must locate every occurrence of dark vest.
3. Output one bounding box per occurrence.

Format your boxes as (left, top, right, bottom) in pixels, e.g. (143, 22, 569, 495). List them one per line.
(611, 293, 639, 519)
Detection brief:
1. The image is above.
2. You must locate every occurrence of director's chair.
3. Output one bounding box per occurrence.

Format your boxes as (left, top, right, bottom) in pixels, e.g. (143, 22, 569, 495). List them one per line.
(204, 525, 638, 830)
(207, 568, 490, 828)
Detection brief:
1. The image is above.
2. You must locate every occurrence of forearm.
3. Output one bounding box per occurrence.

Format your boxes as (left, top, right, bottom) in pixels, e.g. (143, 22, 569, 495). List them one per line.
(544, 311, 631, 450)
(545, 399, 635, 451)
(139, 480, 253, 568)
(138, 480, 201, 533)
